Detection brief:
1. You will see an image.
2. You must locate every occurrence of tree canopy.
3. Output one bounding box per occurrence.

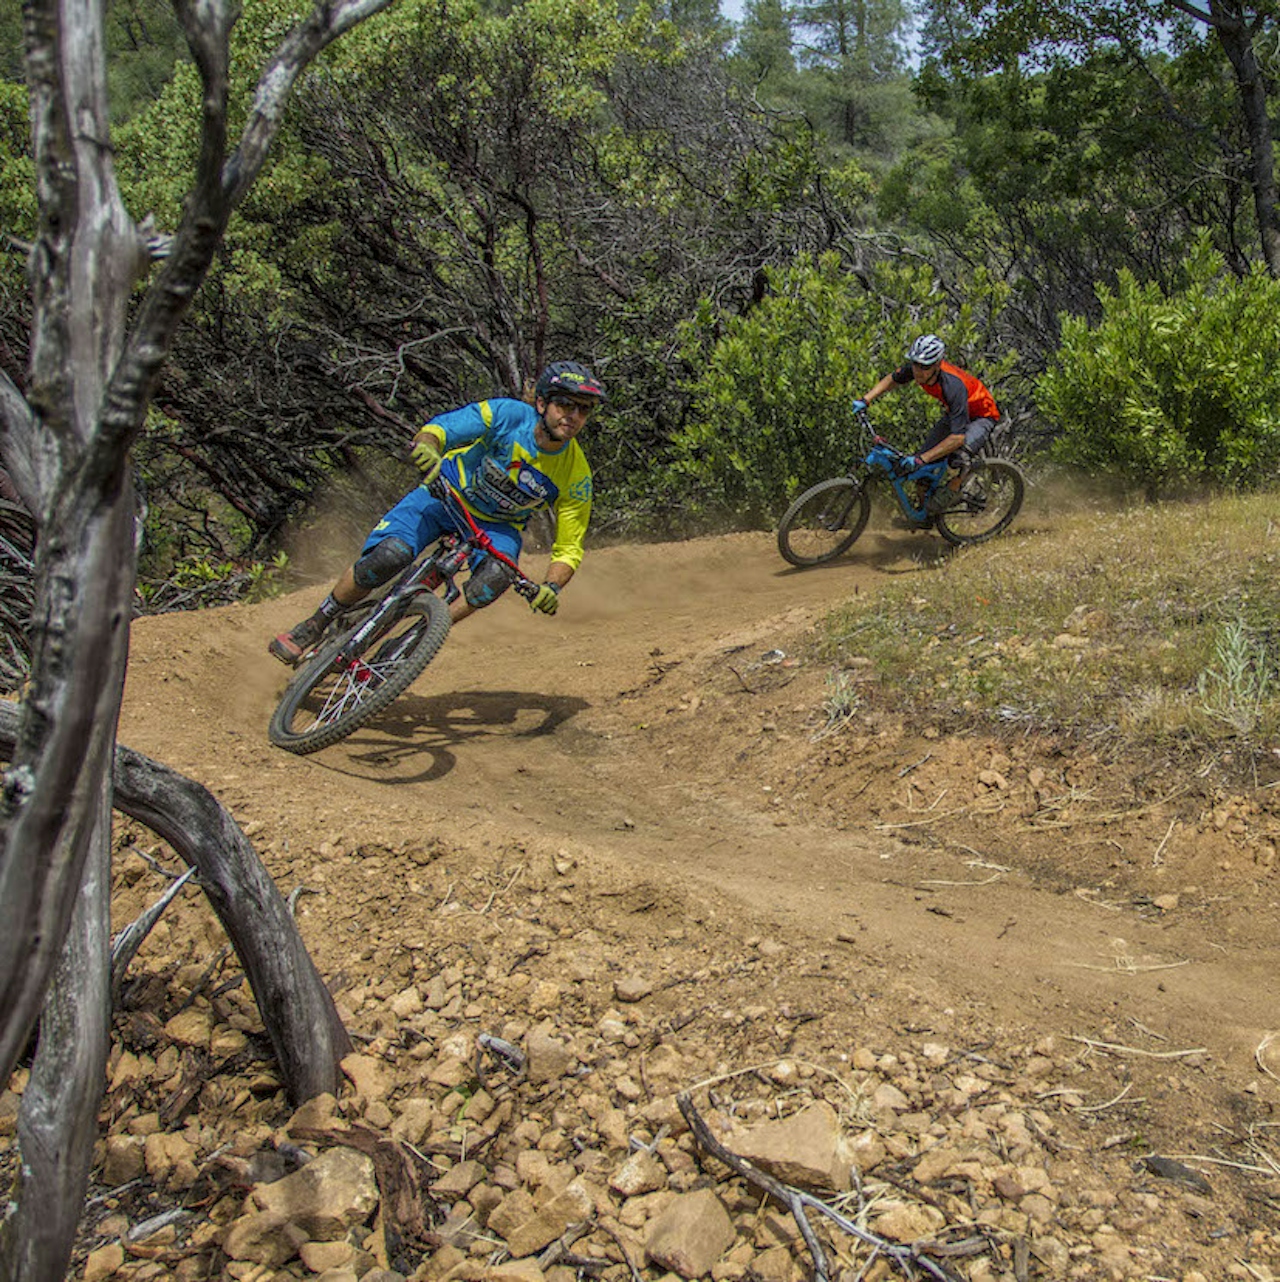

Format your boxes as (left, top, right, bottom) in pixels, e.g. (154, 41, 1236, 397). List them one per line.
(1, 0, 1277, 592)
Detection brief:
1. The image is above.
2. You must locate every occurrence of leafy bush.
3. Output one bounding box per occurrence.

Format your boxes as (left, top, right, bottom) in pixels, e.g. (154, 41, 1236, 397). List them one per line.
(672, 253, 1009, 523)
(137, 552, 290, 613)
(1037, 238, 1280, 496)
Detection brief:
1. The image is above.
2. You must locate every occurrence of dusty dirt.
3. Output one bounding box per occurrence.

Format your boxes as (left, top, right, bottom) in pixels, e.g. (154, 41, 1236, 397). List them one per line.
(85, 514, 1280, 1277)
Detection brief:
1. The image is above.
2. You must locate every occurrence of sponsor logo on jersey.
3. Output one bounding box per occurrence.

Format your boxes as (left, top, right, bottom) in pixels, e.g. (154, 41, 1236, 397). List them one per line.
(471, 456, 552, 515)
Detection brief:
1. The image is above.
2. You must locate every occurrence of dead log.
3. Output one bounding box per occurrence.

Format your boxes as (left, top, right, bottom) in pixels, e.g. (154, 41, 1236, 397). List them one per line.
(0, 699, 352, 1103)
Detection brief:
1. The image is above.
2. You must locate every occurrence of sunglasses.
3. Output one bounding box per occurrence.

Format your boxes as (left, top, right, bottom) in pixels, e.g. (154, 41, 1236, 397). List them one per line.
(548, 395, 596, 414)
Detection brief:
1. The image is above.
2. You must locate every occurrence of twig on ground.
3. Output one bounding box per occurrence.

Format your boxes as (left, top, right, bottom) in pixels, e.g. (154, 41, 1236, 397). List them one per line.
(683, 1058, 864, 1113)
(1235, 1257, 1270, 1281)
(1072, 889, 1124, 912)
(677, 1092, 962, 1282)
(173, 945, 233, 1015)
(596, 1221, 645, 1282)
(286, 885, 319, 916)
(475, 1033, 527, 1088)
(906, 786, 949, 814)
(1256, 1032, 1280, 1085)
(1069, 1036, 1207, 1060)
(472, 867, 523, 915)
(917, 873, 1003, 888)
(1068, 958, 1190, 974)
(955, 851, 1009, 870)
(1173, 1154, 1276, 1176)
(1074, 1084, 1137, 1113)
(129, 846, 184, 878)
(537, 1225, 599, 1272)
(875, 805, 972, 832)
(1021, 786, 1191, 831)
(1127, 1017, 1168, 1042)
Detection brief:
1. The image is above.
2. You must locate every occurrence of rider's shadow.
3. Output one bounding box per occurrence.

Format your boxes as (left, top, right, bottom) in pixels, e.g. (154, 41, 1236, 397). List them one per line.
(319, 690, 589, 783)
(773, 530, 957, 577)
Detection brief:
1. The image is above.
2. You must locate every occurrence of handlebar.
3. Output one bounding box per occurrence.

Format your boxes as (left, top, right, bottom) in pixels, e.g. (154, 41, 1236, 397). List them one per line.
(851, 404, 908, 457)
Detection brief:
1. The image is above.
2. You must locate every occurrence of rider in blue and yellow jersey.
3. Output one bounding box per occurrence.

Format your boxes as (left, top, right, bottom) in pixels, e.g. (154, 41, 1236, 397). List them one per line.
(269, 361, 603, 665)
(855, 334, 1000, 513)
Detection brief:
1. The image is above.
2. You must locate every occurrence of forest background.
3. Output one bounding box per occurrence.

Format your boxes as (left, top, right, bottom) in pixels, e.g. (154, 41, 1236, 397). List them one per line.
(3, 0, 1280, 624)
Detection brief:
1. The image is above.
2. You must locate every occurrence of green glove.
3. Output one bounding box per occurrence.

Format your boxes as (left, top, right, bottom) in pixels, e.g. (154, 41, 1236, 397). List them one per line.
(411, 436, 442, 482)
(529, 582, 560, 615)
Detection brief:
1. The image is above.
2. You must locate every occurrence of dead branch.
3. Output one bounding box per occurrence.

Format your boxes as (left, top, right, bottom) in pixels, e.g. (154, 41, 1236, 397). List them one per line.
(110, 866, 199, 1002)
(676, 1092, 962, 1282)
(0, 700, 351, 1103)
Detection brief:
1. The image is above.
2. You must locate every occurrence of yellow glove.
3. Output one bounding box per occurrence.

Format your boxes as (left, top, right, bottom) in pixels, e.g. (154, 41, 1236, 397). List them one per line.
(411, 436, 442, 482)
(529, 582, 560, 615)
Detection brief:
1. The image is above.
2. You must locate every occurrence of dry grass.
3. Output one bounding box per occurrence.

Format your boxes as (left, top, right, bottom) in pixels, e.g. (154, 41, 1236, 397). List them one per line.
(817, 489, 1280, 754)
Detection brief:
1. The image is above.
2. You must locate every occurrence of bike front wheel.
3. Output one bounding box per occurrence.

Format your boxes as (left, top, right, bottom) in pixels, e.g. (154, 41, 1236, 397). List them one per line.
(777, 477, 871, 567)
(268, 592, 452, 755)
(935, 460, 1025, 547)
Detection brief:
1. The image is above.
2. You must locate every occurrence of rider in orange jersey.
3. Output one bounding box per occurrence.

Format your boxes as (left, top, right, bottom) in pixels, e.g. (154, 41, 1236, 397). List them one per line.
(854, 334, 1000, 513)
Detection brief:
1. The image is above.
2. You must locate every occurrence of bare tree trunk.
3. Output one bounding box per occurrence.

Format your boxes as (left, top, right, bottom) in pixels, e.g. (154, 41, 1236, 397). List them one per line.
(0, 796, 112, 1282)
(0, 487, 137, 1083)
(1167, 0, 1280, 275)
(0, 0, 400, 1095)
(0, 699, 352, 1102)
(1210, 3, 1280, 275)
(0, 0, 396, 1269)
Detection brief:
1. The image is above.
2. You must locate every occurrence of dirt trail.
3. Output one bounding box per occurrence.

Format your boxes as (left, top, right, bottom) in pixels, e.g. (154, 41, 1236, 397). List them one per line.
(99, 516, 1280, 1276)
(119, 522, 1280, 1087)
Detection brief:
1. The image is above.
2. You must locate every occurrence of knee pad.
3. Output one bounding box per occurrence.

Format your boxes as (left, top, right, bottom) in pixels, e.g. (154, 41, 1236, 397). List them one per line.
(463, 554, 518, 608)
(354, 537, 414, 589)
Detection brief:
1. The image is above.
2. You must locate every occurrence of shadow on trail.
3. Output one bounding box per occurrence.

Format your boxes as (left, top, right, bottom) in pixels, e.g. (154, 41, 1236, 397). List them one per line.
(314, 689, 590, 784)
(772, 528, 956, 577)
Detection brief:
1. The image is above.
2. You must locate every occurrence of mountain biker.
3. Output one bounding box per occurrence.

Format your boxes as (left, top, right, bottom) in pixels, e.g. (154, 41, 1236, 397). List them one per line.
(269, 361, 604, 666)
(854, 334, 1000, 513)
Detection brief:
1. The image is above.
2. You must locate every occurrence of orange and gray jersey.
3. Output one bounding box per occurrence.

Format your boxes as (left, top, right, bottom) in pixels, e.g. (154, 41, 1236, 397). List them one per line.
(893, 361, 1000, 433)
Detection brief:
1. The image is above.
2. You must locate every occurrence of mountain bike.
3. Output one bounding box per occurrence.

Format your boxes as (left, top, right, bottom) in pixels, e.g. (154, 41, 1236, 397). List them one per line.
(777, 407, 1025, 568)
(268, 482, 539, 755)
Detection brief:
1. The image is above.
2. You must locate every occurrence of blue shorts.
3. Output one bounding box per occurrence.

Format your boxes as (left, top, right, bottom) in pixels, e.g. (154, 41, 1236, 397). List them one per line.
(363, 485, 523, 566)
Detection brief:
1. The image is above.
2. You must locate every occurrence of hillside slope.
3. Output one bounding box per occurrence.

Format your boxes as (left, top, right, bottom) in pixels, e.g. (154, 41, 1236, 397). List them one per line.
(91, 517, 1280, 1279)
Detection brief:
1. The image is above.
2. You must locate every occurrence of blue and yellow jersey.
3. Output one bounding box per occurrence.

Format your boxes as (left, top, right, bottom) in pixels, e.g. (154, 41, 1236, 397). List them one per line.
(424, 398, 593, 570)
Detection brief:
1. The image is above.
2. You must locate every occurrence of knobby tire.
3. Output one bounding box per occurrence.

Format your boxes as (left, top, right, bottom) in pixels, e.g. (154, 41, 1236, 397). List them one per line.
(935, 460, 1025, 547)
(268, 591, 451, 755)
(777, 477, 871, 567)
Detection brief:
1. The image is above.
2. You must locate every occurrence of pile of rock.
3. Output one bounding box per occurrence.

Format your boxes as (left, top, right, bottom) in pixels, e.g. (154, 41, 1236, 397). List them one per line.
(71, 1016, 1257, 1282)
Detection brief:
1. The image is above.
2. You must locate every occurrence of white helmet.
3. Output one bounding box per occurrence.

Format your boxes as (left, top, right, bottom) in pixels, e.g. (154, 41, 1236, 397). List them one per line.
(906, 334, 945, 366)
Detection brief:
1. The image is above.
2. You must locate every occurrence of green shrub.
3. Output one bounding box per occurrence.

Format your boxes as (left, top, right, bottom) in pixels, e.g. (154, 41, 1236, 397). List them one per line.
(1038, 237, 1280, 497)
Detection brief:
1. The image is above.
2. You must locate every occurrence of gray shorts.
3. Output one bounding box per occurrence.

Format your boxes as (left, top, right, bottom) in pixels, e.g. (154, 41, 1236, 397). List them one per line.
(924, 417, 994, 465)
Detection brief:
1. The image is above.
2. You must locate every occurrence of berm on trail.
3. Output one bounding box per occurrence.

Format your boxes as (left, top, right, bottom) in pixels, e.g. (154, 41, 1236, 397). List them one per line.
(23, 524, 1280, 1281)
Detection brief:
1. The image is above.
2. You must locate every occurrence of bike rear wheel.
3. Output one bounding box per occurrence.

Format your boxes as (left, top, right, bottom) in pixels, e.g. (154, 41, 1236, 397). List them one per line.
(268, 592, 451, 755)
(935, 460, 1025, 547)
(777, 477, 871, 567)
